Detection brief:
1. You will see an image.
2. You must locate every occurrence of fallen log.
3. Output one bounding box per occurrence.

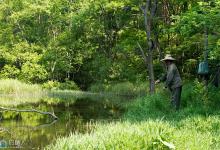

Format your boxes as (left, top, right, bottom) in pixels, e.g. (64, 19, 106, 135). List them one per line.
(0, 106, 58, 120)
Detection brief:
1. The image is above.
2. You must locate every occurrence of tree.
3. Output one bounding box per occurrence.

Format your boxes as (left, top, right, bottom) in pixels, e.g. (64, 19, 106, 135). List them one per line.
(138, 0, 158, 94)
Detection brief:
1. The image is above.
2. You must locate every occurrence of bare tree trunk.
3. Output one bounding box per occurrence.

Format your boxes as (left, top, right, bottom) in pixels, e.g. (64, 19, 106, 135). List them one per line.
(140, 0, 158, 94)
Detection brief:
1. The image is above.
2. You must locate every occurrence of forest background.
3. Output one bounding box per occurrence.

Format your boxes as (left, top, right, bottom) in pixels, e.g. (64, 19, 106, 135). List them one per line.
(0, 1, 220, 149)
(0, 0, 220, 91)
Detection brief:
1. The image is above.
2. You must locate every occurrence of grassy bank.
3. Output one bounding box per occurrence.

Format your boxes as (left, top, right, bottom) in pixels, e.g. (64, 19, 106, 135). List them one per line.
(0, 79, 131, 107)
(1, 79, 220, 149)
(0, 79, 98, 106)
(47, 117, 220, 150)
(0, 79, 145, 107)
(88, 81, 151, 97)
(0, 79, 46, 106)
(0, 79, 43, 94)
(47, 83, 220, 150)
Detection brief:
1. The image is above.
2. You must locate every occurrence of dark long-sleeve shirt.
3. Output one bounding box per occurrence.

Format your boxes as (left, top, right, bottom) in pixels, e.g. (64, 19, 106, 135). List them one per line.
(159, 63, 182, 89)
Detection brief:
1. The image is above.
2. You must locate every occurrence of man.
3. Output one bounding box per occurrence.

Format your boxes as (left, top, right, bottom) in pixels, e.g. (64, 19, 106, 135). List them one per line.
(155, 54, 182, 110)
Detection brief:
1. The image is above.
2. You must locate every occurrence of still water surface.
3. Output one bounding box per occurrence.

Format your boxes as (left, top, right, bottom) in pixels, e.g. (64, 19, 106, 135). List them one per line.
(0, 97, 124, 149)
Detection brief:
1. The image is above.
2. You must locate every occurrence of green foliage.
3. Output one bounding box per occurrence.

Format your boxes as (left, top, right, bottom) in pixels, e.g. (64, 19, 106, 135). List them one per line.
(0, 0, 149, 87)
(206, 85, 220, 107)
(107, 82, 136, 95)
(89, 81, 148, 97)
(42, 80, 80, 90)
(124, 93, 171, 121)
(42, 80, 61, 90)
(59, 80, 80, 91)
(1, 0, 219, 89)
(181, 80, 220, 108)
(0, 79, 42, 94)
(0, 0, 220, 125)
(193, 79, 209, 104)
(0, 79, 108, 107)
(47, 116, 220, 150)
(88, 83, 107, 93)
(0, 65, 20, 79)
(169, 1, 220, 71)
(0, 79, 45, 106)
(20, 62, 48, 83)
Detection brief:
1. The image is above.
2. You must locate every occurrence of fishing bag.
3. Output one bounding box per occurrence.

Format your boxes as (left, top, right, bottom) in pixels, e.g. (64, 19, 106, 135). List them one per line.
(198, 61, 209, 75)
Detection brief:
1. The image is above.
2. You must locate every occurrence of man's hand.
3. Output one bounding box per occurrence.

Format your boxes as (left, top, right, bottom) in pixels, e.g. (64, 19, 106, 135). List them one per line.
(155, 80, 160, 84)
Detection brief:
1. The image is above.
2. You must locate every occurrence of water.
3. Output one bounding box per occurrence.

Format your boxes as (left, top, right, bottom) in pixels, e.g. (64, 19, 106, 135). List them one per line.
(0, 97, 124, 149)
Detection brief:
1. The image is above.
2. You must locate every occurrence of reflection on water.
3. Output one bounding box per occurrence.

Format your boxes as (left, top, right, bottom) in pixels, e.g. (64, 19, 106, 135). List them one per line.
(0, 96, 124, 149)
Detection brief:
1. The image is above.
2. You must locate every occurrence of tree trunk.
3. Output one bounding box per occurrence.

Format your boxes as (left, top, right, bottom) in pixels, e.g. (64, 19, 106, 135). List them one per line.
(141, 0, 158, 94)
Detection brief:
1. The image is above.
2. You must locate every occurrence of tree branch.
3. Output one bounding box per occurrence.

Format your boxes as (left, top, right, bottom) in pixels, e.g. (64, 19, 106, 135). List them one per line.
(0, 107, 58, 120)
(137, 42, 148, 65)
(151, 0, 158, 17)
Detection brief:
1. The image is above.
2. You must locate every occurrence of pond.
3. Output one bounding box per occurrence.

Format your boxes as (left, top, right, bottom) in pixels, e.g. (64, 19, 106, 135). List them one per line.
(0, 95, 126, 149)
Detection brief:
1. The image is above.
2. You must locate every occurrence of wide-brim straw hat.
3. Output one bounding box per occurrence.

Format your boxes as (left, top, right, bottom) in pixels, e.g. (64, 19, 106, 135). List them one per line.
(160, 54, 176, 61)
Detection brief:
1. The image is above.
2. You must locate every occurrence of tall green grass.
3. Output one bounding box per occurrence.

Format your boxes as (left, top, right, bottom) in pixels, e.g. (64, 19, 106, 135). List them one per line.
(0, 79, 125, 106)
(0, 79, 93, 106)
(47, 81, 220, 150)
(0, 79, 46, 106)
(46, 117, 220, 150)
(0, 79, 42, 94)
(123, 93, 171, 121)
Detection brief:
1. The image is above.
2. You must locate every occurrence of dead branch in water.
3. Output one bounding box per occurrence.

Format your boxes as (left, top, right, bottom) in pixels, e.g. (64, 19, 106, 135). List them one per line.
(0, 106, 58, 120)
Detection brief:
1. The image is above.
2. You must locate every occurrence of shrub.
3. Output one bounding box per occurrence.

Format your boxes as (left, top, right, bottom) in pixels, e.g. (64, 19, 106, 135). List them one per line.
(59, 80, 80, 90)
(107, 82, 135, 96)
(0, 65, 20, 79)
(181, 80, 220, 108)
(19, 62, 48, 83)
(89, 82, 148, 96)
(88, 83, 108, 93)
(181, 82, 197, 107)
(42, 80, 61, 90)
(124, 93, 171, 121)
(42, 80, 80, 91)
